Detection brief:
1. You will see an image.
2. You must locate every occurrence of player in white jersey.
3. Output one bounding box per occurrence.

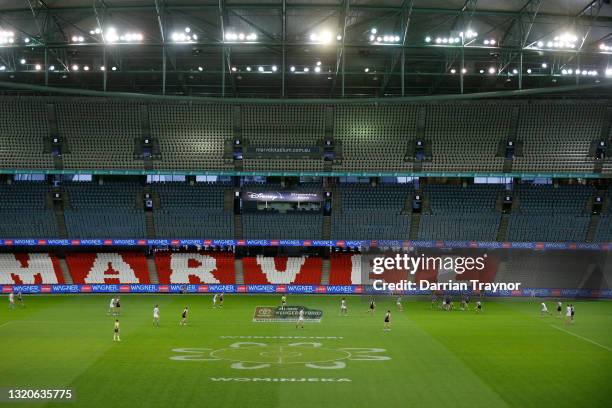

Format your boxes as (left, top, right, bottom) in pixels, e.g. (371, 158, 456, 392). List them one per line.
(540, 302, 550, 316)
(475, 301, 482, 313)
(565, 305, 572, 324)
(113, 320, 121, 342)
(340, 297, 348, 316)
(396, 296, 403, 311)
(384, 310, 391, 331)
(153, 305, 160, 326)
(108, 298, 115, 315)
(8, 292, 15, 310)
(213, 294, 218, 308)
(296, 308, 305, 329)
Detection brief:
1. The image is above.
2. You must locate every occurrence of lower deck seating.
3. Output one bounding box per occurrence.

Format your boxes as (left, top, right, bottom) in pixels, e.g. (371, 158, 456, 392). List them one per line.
(419, 214, 501, 241)
(242, 256, 323, 284)
(0, 253, 64, 284)
(155, 252, 235, 284)
(65, 252, 150, 284)
(329, 254, 361, 285)
(595, 215, 612, 242)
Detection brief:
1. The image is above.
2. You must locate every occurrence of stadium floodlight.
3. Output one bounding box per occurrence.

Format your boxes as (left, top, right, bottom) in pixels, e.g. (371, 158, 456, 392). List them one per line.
(198, 66, 204, 72)
(364, 67, 370, 73)
(35, 64, 41, 71)
(290, 66, 295, 72)
(316, 61, 322, 66)
(303, 67, 310, 72)
(314, 66, 321, 73)
(541, 63, 548, 68)
(49, 65, 55, 71)
(271, 65, 278, 72)
(526, 68, 532, 74)
(512, 69, 518, 74)
(172, 29, 197, 43)
(105, 27, 119, 43)
(371, 28, 377, 34)
(606, 68, 612, 76)
(20, 58, 26, 64)
(24, 38, 30, 43)
(309, 31, 334, 44)
(600, 44, 612, 52)
(567, 69, 573, 74)
(100, 66, 105, 71)
(246, 66, 251, 71)
(336, 35, 342, 41)
(425, 36, 431, 42)
(83, 65, 90, 71)
(450, 68, 456, 74)
(225, 32, 257, 43)
(370, 32, 401, 44)
(461, 68, 467, 74)
(231, 66, 237, 72)
(71, 64, 79, 71)
(258, 66, 264, 72)
(0, 65, 5, 71)
(111, 66, 117, 71)
(435, 38, 442, 44)
(479, 69, 484, 74)
(488, 67, 496, 74)
(0, 30, 15, 45)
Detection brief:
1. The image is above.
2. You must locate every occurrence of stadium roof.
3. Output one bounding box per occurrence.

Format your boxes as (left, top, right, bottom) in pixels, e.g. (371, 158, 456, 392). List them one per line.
(0, 0, 611, 99)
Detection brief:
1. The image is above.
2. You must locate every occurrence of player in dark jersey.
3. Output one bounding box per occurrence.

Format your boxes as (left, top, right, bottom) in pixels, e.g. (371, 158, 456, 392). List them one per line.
(180, 307, 189, 326)
(219, 292, 224, 308)
(115, 297, 121, 315)
(368, 299, 376, 315)
(383, 310, 391, 331)
(113, 320, 120, 342)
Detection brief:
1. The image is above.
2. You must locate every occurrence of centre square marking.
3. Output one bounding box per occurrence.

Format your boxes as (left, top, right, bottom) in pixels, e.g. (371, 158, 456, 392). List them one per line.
(212, 344, 350, 364)
(170, 342, 391, 370)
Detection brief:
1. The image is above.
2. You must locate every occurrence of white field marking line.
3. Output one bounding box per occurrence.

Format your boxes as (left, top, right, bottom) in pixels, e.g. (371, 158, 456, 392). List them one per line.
(549, 324, 612, 352)
(0, 322, 10, 329)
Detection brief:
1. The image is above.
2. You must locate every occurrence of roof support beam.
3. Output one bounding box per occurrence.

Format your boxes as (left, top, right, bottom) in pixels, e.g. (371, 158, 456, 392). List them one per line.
(330, 0, 349, 97)
(379, 0, 414, 96)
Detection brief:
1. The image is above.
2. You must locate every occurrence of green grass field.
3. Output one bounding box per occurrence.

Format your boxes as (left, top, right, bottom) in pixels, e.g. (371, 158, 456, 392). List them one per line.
(1, 295, 611, 408)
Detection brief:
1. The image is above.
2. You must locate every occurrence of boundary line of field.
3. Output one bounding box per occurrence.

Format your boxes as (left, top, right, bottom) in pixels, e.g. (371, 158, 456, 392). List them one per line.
(549, 324, 612, 352)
